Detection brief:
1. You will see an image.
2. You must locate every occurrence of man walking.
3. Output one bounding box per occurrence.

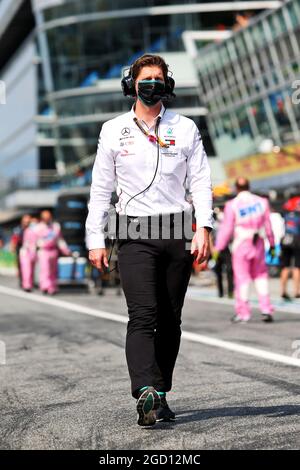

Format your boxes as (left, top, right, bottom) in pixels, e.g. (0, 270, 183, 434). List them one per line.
(36, 210, 70, 295)
(86, 54, 213, 426)
(215, 177, 275, 323)
(212, 207, 234, 298)
(280, 209, 300, 300)
(11, 214, 32, 287)
(19, 217, 39, 292)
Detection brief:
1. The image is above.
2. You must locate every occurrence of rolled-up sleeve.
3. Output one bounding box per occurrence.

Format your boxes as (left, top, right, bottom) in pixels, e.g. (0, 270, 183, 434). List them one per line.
(186, 123, 214, 229)
(85, 123, 116, 249)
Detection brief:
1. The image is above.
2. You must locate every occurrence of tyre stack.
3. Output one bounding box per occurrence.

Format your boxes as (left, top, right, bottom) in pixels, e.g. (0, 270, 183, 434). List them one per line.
(55, 193, 88, 256)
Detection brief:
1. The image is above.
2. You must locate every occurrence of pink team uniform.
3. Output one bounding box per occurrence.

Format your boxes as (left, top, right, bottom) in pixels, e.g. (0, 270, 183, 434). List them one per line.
(215, 191, 275, 320)
(35, 221, 70, 294)
(19, 224, 37, 290)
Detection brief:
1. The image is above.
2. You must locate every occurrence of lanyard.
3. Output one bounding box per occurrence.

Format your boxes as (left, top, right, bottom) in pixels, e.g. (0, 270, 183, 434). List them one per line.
(133, 117, 169, 148)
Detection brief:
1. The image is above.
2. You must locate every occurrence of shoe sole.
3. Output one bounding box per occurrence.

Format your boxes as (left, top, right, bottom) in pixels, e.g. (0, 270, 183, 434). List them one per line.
(231, 318, 250, 323)
(137, 387, 161, 427)
(261, 315, 274, 323)
(156, 416, 176, 422)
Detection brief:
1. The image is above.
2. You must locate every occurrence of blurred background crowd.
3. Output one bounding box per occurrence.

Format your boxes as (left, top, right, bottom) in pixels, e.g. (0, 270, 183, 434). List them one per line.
(0, 189, 299, 303)
(1, 0, 300, 302)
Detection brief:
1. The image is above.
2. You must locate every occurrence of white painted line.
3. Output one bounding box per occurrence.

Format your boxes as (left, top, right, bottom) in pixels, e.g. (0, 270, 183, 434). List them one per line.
(181, 331, 300, 368)
(0, 284, 127, 324)
(1, 284, 300, 368)
(187, 287, 300, 315)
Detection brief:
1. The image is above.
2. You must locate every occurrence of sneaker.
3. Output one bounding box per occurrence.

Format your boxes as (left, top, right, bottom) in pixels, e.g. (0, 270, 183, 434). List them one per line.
(155, 395, 176, 422)
(282, 293, 292, 301)
(261, 313, 274, 323)
(231, 315, 249, 323)
(136, 386, 161, 427)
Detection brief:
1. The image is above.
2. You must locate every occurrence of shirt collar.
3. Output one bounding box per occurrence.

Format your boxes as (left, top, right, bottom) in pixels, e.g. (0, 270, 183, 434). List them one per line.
(130, 103, 165, 127)
(237, 190, 251, 198)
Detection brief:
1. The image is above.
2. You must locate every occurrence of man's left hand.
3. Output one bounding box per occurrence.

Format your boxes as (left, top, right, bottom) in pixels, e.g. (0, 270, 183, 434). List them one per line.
(191, 227, 211, 264)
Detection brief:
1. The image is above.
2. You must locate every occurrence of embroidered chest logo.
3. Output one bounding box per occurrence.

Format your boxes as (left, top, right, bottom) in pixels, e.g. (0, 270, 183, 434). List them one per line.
(165, 139, 176, 146)
(121, 127, 130, 136)
(119, 127, 135, 143)
(120, 148, 135, 157)
(164, 127, 176, 145)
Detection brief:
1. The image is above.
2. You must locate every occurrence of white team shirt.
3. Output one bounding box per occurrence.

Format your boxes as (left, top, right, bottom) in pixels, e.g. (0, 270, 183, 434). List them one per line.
(86, 104, 213, 249)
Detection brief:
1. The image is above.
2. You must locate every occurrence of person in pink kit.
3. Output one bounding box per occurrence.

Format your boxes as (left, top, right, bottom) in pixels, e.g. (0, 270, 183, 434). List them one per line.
(35, 210, 70, 295)
(215, 177, 275, 323)
(19, 217, 39, 292)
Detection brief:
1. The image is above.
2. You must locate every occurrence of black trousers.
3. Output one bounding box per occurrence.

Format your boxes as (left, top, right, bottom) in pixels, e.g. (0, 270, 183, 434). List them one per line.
(117, 213, 194, 398)
(214, 248, 234, 298)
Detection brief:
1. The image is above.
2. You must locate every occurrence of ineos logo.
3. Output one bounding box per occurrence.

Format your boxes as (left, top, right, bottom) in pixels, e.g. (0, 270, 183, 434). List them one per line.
(121, 127, 130, 136)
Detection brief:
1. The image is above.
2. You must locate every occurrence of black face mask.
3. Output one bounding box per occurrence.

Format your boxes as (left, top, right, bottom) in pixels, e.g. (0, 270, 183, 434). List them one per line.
(137, 79, 165, 107)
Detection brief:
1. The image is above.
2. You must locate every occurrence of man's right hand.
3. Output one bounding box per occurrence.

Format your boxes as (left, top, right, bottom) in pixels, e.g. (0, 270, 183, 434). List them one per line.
(88, 248, 109, 272)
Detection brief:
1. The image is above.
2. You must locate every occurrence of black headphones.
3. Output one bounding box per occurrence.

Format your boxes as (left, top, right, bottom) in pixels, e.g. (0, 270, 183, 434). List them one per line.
(121, 66, 176, 100)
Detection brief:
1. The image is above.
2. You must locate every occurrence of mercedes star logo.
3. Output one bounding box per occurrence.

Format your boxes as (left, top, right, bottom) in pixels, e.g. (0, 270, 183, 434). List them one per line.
(121, 127, 130, 136)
